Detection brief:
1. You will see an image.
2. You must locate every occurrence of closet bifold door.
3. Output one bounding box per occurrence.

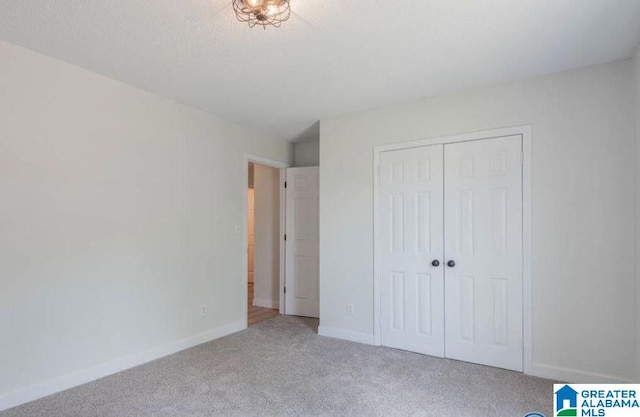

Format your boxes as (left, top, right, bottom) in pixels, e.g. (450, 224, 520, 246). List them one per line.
(443, 135, 523, 372)
(379, 145, 445, 357)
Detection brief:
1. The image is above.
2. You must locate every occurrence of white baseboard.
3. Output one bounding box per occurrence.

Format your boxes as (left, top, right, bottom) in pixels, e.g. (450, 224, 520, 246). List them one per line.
(315, 330, 632, 383)
(318, 326, 375, 345)
(252, 298, 278, 309)
(0, 321, 246, 412)
(528, 363, 632, 383)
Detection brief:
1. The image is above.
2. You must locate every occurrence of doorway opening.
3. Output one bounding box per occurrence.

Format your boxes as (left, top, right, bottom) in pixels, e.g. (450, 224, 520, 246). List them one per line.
(247, 161, 283, 326)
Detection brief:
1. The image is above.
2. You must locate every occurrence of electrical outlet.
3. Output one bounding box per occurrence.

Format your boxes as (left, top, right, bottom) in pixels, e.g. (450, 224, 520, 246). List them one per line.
(346, 303, 355, 315)
(200, 304, 207, 316)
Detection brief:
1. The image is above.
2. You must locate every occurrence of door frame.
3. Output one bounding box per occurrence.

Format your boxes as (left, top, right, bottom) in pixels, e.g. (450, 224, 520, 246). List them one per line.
(242, 154, 289, 326)
(372, 126, 533, 374)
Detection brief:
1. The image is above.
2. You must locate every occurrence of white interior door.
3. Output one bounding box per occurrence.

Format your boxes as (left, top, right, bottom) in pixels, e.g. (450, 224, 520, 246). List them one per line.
(247, 189, 255, 284)
(379, 145, 445, 356)
(443, 135, 523, 371)
(285, 167, 319, 318)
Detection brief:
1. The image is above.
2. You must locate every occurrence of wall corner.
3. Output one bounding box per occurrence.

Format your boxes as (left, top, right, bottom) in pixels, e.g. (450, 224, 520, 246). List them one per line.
(633, 42, 640, 382)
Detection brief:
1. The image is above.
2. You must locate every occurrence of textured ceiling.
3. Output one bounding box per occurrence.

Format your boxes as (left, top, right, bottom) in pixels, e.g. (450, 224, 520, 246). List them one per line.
(1, 0, 639, 141)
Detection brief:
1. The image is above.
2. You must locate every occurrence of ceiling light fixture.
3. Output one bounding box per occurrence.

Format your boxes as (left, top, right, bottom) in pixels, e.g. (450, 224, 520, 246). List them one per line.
(232, 0, 291, 29)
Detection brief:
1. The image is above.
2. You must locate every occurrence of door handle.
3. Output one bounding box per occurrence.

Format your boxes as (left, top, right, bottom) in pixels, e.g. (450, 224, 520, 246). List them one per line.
(431, 260, 440, 267)
(447, 260, 456, 268)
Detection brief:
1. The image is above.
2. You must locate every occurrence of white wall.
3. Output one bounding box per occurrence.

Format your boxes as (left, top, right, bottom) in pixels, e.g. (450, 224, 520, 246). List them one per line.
(293, 139, 320, 167)
(0, 39, 290, 408)
(319, 60, 636, 382)
(253, 164, 280, 308)
(634, 43, 640, 381)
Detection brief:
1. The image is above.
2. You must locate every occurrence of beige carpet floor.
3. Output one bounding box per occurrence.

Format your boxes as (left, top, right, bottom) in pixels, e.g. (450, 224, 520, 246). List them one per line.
(1, 316, 554, 416)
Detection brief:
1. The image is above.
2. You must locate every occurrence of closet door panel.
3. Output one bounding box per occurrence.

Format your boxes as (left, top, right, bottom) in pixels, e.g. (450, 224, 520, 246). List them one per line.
(443, 135, 523, 372)
(379, 145, 445, 356)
